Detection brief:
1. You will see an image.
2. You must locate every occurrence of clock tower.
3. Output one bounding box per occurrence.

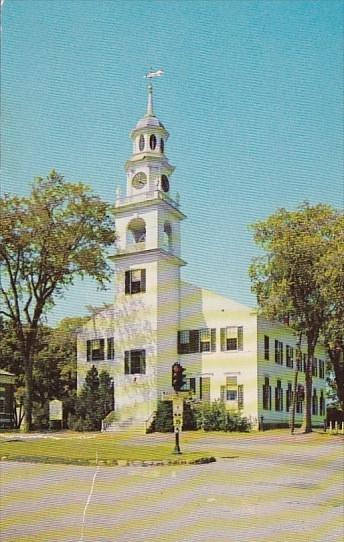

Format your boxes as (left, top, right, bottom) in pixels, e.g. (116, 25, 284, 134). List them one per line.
(111, 83, 186, 423)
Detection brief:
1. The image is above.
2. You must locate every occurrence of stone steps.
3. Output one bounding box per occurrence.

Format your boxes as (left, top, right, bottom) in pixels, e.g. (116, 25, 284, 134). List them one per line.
(103, 417, 146, 433)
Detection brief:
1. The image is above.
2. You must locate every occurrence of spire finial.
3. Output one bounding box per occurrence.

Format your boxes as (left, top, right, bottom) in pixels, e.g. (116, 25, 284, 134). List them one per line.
(146, 83, 154, 117)
(144, 68, 164, 117)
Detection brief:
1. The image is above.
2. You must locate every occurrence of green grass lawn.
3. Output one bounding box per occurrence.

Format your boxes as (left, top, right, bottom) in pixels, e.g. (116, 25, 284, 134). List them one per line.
(0, 431, 215, 465)
(0, 429, 339, 466)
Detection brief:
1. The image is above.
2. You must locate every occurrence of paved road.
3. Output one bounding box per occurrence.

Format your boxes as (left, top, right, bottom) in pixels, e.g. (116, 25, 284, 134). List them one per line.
(1, 434, 343, 542)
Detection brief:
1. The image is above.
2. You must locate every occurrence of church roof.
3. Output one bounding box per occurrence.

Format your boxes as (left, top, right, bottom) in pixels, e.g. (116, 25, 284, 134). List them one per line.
(132, 83, 166, 133)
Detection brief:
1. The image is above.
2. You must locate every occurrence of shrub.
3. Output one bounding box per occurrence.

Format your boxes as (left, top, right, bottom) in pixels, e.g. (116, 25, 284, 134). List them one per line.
(194, 400, 252, 432)
(153, 400, 197, 433)
(154, 401, 173, 432)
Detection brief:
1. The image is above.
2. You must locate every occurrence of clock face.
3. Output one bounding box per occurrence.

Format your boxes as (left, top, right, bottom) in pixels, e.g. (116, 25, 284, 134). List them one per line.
(132, 172, 147, 189)
(161, 174, 169, 193)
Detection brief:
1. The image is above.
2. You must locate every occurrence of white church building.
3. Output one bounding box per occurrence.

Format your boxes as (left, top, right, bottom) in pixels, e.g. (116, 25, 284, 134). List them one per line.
(77, 85, 327, 431)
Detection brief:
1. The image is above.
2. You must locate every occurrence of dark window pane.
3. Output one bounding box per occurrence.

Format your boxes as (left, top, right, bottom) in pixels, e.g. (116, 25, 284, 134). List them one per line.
(139, 134, 145, 151)
(227, 338, 237, 350)
(150, 134, 157, 150)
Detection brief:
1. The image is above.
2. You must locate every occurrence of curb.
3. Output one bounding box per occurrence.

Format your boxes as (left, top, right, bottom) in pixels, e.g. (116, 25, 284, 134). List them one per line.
(1, 455, 216, 467)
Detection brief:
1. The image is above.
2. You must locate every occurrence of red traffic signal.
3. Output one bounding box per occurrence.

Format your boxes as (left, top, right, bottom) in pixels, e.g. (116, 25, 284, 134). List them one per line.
(172, 362, 186, 392)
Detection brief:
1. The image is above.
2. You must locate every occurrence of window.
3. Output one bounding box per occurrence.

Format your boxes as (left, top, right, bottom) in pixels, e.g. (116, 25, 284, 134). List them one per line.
(312, 358, 318, 377)
(150, 134, 157, 150)
(286, 346, 294, 368)
(125, 269, 146, 294)
(189, 377, 196, 394)
(275, 380, 283, 411)
(319, 360, 325, 379)
(319, 390, 325, 416)
(263, 377, 271, 410)
(200, 329, 211, 352)
(312, 389, 318, 415)
(107, 338, 115, 360)
(0, 398, 5, 413)
(127, 218, 146, 244)
(163, 222, 173, 252)
(160, 138, 164, 153)
(296, 384, 304, 413)
(220, 326, 243, 352)
(275, 340, 283, 364)
(264, 335, 270, 360)
(139, 134, 145, 151)
(87, 339, 105, 362)
(124, 350, 146, 375)
(227, 389, 237, 401)
(286, 383, 292, 412)
(303, 353, 307, 373)
(177, 329, 216, 354)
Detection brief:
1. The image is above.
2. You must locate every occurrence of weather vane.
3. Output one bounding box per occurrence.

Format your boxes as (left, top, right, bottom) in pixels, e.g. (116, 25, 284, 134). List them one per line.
(144, 68, 165, 80)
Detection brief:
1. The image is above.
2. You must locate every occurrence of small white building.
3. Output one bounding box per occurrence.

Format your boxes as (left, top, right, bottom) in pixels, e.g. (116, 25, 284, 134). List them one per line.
(77, 85, 327, 430)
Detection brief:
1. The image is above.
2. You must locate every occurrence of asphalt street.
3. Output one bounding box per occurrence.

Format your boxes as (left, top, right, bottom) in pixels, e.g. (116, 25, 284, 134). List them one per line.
(1, 434, 343, 542)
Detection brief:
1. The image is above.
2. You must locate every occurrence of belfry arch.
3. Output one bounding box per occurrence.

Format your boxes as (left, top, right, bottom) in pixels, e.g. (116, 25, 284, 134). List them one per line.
(127, 217, 146, 245)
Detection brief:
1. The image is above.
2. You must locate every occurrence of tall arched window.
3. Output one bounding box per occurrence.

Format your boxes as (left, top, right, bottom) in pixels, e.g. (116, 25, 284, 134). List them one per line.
(127, 218, 146, 245)
(163, 222, 173, 252)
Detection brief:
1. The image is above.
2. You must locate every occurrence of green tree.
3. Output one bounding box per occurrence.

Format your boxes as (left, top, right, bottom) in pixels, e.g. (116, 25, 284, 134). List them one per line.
(0, 315, 89, 428)
(74, 365, 113, 431)
(0, 171, 116, 431)
(249, 203, 344, 433)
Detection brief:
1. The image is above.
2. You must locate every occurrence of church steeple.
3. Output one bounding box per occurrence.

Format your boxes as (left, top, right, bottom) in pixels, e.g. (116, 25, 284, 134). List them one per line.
(145, 83, 154, 117)
(124, 83, 175, 198)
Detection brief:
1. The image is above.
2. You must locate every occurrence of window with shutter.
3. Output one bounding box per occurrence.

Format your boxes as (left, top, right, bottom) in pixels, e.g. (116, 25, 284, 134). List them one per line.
(125, 269, 146, 295)
(189, 330, 200, 353)
(124, 350, 146, 375)
(200, 328, 210, 352)
(264, 335, 270, 360)
(220, 327, 243, 352)
(189, 377, 196, 394)
(107, 338, 115, 360)
(177, 330, 190, 354)
(86, 339, 105, 361)
(263, 377, 271, 410)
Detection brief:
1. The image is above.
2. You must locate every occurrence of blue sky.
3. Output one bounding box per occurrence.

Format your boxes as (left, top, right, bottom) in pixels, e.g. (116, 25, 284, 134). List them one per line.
(1, 0, 343, 324)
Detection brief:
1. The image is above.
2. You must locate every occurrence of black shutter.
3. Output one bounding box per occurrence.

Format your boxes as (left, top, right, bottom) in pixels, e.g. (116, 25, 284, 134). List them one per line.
(220, 328, 226, 351)
(280, 342, 283, 364)
(238, 327, 243, 351)
(140, 269, 146, 292)
(125, 271, 130, 294)
(140, 350, 146, 374)
(87, 340, 91, 361)
(124, 351, 130, 374)
(189, 330, 199, 353)
(211, 329, 216, 352)
(275, 340, 278, 363)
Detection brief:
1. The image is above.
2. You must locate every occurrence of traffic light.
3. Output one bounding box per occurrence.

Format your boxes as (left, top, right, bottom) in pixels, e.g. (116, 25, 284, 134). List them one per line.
(172, 362, 186, 392)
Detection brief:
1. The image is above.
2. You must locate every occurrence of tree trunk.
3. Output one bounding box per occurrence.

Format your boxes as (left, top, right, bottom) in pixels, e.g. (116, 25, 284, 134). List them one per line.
(300, 343, 314, 433)
(23, 358, 34, 432)
(290, 368, 298, 434)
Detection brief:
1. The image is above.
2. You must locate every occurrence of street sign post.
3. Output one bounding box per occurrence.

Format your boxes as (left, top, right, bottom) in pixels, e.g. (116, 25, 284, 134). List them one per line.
(172, 395, 184, 454)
